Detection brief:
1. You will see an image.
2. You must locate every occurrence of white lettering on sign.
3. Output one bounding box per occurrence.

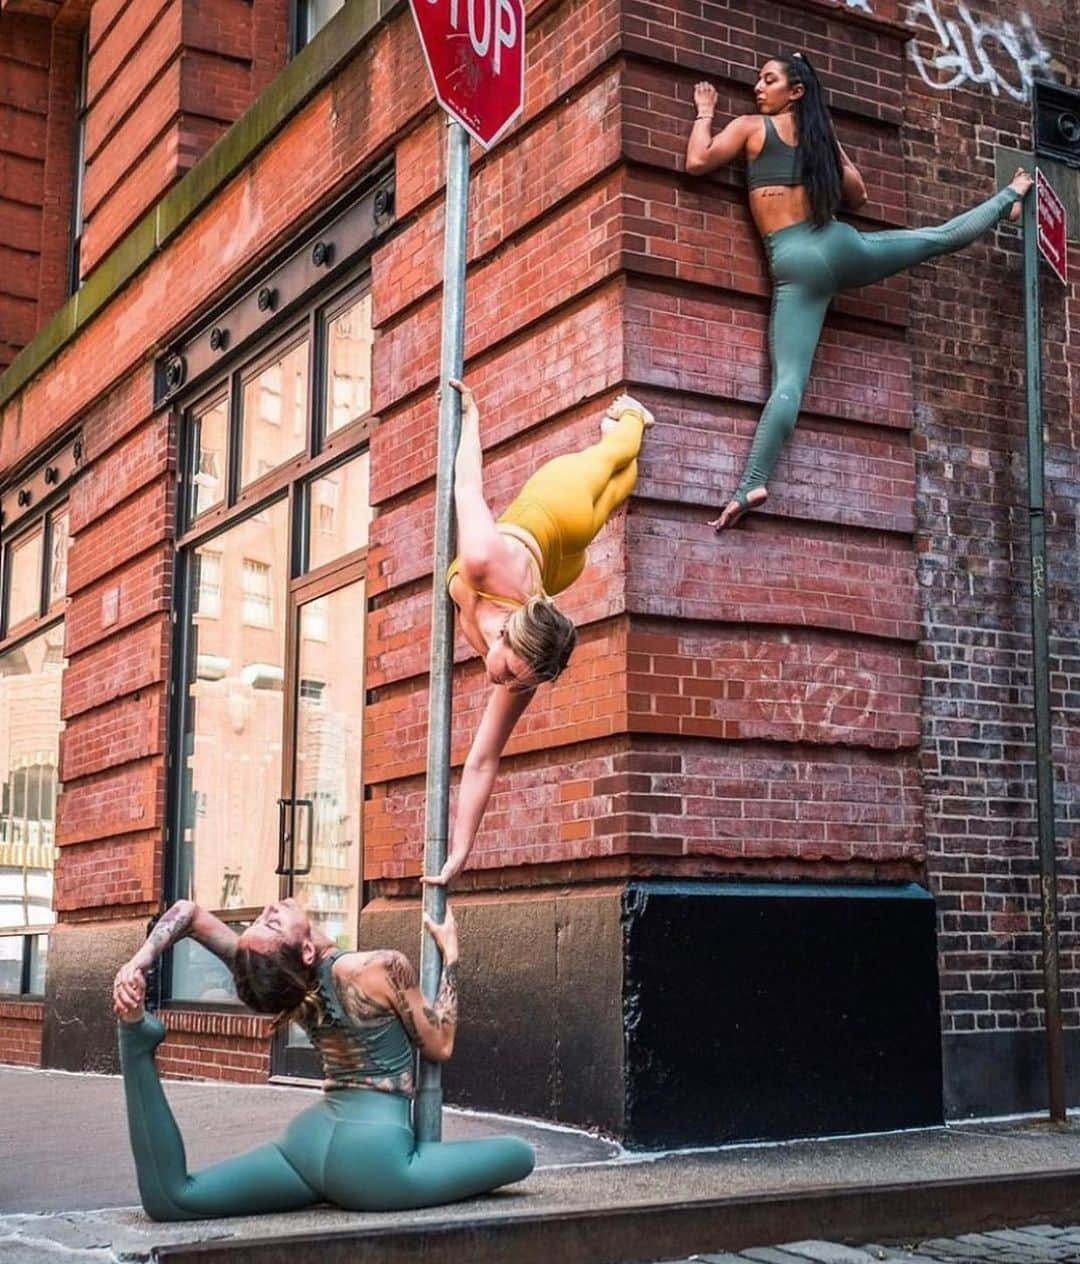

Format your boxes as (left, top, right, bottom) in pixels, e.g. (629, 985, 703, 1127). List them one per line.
(908, 0, 1057, 102)
(425, 0, 519, 73)
(468, 0, 491, 57)
(494, 0, 518, 73)
(1036, 170, 1068, 285)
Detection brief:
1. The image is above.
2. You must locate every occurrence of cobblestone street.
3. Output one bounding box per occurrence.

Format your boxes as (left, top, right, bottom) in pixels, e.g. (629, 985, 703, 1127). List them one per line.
(660, 1226, 1080, 1264)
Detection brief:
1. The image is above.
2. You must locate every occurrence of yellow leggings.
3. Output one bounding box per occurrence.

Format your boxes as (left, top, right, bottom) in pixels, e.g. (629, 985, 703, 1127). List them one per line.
(499, 409, 646, 594)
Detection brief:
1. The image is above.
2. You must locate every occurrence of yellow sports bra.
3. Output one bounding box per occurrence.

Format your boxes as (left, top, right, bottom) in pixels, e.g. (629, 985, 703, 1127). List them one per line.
(445, 558, 525, 609)
(447, 517, 549, 605)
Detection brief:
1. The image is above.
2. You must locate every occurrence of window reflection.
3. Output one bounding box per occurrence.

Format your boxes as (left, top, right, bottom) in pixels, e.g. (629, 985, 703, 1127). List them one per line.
(308, 453, 371, 571)
(0, 624, 64, 993)
(190, 397, 227, 518)
(298, 0, 346, 49)
(241, 341, 308, 489)
(7, 528, 44, 630)
(292, 583, 365, 949)
(175, 502, 289, 1002)
(326, 293, 372, 435)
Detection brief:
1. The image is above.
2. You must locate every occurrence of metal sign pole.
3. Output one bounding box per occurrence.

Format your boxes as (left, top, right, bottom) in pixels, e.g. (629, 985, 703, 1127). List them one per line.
(415, 118, 471, 1144)
(1022, 169, 1066, 1124)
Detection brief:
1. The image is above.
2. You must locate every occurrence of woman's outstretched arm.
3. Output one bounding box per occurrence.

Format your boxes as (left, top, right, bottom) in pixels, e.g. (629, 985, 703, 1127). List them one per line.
(449, 378, 503, 581)
(685, 82, 755, 176)
(423, 685, 535, 888)
(113, 901, 239, 1013)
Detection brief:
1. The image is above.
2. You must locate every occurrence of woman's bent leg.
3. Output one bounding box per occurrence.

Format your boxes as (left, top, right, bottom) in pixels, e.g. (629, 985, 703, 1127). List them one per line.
(734, 284, 831, 499)
(118, 1017, 319, 1221)
(322, 1118, 535, 1212)
(834, 187, 1020, 289)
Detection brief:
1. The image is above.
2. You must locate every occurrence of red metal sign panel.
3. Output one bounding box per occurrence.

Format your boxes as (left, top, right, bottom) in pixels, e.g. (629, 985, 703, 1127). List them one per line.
(1036, 169, 1068, 286)
(408, 0, 526, 149)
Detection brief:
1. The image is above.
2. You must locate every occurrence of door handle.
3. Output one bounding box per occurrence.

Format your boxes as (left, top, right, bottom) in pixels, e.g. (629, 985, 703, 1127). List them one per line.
(275, 797, 293, 876)
(293, 798, 315, 876)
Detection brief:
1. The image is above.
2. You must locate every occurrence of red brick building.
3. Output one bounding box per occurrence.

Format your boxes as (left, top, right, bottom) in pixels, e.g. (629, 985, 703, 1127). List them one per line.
(0, 0, 1076, 1142)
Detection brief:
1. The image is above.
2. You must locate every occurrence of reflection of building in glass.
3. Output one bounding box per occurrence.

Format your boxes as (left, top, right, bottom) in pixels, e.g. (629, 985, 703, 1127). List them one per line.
(0, 626, 65, 992)
(327, 294, 373, 434)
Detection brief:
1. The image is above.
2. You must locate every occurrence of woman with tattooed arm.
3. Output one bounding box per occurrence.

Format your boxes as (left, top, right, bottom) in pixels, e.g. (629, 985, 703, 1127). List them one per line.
(110, 896, 534, 1220)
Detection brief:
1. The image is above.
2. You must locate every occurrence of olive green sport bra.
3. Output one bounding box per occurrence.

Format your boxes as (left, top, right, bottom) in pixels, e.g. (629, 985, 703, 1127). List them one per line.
(747, 115, 804, 190)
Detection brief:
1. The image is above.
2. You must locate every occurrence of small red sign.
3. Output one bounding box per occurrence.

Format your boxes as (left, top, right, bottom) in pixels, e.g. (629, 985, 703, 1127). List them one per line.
(1036, 169, 1068, 286)
(408, 0, 526, 149)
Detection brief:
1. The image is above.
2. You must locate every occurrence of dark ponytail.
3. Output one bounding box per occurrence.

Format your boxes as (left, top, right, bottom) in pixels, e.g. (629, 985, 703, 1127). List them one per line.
(778, 52, 842, 227)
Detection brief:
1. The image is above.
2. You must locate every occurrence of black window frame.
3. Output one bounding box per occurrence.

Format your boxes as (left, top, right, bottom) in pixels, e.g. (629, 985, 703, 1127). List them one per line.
(67, 29, 90, 296)
(289, 0, 348, 56)
(163, 264, 375, 1011)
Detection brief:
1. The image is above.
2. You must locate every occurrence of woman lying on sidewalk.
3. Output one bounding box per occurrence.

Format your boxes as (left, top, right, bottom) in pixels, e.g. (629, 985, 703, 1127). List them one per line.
(111, 897, 534, 1221)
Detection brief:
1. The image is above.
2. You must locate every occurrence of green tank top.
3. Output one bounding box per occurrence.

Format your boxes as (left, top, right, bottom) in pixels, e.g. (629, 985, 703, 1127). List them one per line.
(747, 115, 803, 190)
(302, 949, 416, 1097)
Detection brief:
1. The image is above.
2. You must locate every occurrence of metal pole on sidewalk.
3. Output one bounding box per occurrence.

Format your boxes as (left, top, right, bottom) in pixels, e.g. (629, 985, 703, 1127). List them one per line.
(1022, 169, 1065, 1123)
(415, 118, 471, 1144)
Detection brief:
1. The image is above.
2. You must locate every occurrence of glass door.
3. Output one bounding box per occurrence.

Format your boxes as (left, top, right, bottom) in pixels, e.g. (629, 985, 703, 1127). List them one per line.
(273, 453, 370, 1078)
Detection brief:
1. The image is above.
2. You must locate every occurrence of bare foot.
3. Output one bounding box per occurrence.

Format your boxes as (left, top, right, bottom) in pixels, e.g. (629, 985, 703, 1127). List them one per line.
(1008, 167, 1033, 222)
(709, 486, 768, 530)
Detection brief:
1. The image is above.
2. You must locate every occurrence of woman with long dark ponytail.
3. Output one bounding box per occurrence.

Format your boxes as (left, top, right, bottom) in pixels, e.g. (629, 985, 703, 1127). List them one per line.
(686, 52, 1031, 529)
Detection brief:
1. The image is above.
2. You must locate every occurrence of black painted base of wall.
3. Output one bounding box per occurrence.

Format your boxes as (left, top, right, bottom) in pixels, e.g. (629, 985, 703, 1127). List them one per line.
(360, 880, 944, 1148)
(622, 881, 944, 1148)
(944, 1028, 1080, 1119)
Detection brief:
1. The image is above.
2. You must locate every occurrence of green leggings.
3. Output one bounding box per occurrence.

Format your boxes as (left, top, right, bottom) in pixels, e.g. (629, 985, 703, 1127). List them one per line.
(734, 185, 1021, 501)
(119, 1016, 535, 1221)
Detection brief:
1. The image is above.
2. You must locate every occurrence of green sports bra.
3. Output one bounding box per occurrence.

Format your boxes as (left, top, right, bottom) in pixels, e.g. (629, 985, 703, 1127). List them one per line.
(302, 949, 416, 1097)
(747, 115, 803, 190)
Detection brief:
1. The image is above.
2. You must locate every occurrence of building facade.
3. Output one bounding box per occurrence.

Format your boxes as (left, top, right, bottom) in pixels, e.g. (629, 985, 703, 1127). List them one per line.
(0, 0, 1076, 1143)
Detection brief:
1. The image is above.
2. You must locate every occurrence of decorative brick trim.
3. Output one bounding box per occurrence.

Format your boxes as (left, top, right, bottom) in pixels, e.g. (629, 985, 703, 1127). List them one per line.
(162, 1008, 274, 1040)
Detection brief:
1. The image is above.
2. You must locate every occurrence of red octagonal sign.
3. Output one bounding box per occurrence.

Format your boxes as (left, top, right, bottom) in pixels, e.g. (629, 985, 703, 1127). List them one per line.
(408, 0, 525, 149)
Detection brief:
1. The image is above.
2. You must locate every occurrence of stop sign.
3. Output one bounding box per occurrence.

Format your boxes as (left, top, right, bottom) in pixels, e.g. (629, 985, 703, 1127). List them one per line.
(408, 0, 525, 149)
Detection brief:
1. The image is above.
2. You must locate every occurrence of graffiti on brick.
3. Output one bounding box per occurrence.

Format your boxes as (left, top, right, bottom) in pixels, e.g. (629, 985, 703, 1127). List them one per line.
(743, 645, 880, 739)
(907, 0, 1056, 101)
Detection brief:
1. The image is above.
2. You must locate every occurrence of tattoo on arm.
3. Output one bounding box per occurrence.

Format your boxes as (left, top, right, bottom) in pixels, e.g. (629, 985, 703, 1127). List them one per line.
(140, 902, 195, 965)
(431, 962, 458, 1031)
(380, 952, 421, 1042)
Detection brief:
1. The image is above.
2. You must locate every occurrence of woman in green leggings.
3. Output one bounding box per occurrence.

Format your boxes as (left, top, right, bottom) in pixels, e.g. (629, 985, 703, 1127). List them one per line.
(686, 52, 1032, 529)
(111, 897, 533, 1220)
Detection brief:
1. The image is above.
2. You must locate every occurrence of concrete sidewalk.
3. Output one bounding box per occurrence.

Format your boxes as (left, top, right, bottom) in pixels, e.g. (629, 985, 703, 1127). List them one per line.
(3, 1064, 1080, 1263)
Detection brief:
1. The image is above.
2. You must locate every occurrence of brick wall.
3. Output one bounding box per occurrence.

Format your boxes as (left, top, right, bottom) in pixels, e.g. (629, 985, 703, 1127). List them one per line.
(0, 11, 54, 372)
(1, 0, 1074, 1108)
(158, 1008, 274, 1083)
(79, 0, 290, 276)
(901, 0, 1080, 1078)
(0, 1000, 43, 1066)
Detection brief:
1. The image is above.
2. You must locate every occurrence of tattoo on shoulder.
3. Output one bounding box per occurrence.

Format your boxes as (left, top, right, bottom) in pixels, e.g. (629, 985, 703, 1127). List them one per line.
(373, 951, 420, 1040)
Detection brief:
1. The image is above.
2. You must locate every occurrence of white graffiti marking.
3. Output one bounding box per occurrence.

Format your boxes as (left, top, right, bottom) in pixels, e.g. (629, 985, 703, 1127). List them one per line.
(845, 0, 873, 12)
(908, 0, 1056, 102)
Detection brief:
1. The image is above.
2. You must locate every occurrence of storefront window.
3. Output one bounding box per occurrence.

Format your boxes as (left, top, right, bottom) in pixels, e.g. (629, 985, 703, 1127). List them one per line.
(0, 624, 65, 995)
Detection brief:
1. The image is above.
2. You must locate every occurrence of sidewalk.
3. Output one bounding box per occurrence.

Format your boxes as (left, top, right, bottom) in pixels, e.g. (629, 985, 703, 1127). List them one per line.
(3, 1064, 1080, 1263)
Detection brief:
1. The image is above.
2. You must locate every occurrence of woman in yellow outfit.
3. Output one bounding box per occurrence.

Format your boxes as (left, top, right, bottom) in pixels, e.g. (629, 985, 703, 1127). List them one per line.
(425, 379, 653, 888)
